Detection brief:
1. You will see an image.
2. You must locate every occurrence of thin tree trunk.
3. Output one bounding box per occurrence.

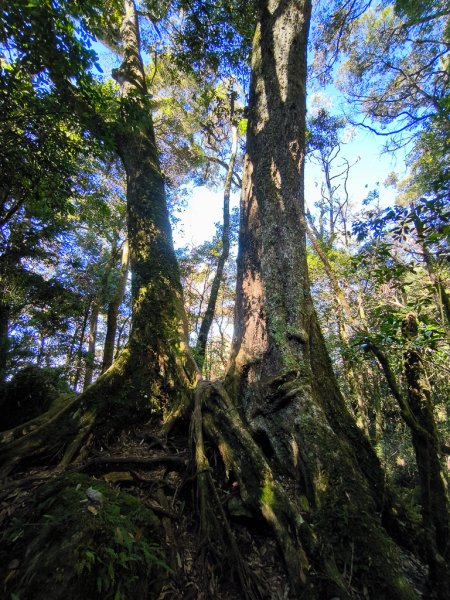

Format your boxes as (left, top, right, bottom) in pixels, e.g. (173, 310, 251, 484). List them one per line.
(0, 300, 10, 382)
(72, 299, 91, 391)
(301, 214, 358, 330)
(115, 316, 130, 356)
(83, 302, 99, 390)
(302, 214, 370, 432)
(83, 241, 118, 390)
(37, 335, 46, 367)
(195, 124, 238, 370)
(65, 320, 81, 371)
(101, 239, 129, 373)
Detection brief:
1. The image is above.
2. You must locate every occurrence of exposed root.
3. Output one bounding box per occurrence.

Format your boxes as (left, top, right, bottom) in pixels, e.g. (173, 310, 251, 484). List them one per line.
(0, 394, 79, 446)
(0, 453, 188, 499)
(58, 410, 96, 468)
(0, 394, 82, 477)
(201, 381, 310, 593)
(1, 363, 424, 599)
(189, 382, 265, 600)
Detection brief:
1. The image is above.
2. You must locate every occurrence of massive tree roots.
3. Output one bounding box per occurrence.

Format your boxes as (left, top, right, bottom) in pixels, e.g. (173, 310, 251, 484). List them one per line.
(0, 371, 427, 599)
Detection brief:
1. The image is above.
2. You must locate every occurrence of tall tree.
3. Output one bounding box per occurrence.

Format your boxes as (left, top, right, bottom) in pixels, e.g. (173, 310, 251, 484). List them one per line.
(0, 0, 197, 467)
(219, 1, 415, 596)
(101, 238, 130, 372)
(2, 1, 448, 599)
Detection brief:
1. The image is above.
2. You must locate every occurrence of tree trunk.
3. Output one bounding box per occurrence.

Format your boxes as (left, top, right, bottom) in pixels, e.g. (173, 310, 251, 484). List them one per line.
(101, 239, 129, 373)
(82, 302, 99, 390)
(195, 124, 238, 371)
(113, 0, 196, 410)
(402, 312, 449, 598)
(221, 0, 415, 596)
(71, 299, 91, 391)
(83, 240, 118, 390)
(0, 299, 10, 382)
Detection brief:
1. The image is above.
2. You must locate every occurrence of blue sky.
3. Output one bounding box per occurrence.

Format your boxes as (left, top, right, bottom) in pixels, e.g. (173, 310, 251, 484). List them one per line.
(91, 35, 410, 250)
(172, 126, 409, 248)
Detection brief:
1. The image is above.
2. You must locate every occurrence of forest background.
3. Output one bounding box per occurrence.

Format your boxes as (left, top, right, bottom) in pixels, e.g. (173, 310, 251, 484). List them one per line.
(0, 1, 449, 599)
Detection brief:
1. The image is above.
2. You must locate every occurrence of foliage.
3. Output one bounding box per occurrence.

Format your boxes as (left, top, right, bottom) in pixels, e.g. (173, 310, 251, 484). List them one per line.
(0, 474, 168, 600)
(172, 0, 256, 78)
(0, 365, 72, 431)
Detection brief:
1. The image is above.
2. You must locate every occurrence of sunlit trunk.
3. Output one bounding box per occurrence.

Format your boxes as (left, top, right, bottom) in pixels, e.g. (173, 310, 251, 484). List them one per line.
(226, 0, 415, 596)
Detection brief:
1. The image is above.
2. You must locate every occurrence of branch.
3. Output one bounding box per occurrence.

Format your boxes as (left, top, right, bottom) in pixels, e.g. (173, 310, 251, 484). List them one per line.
(207, 156, 242, 188)
(0, 198, 24, 228)
(363, 339, 434, 442)
(348, 113, 430, 136)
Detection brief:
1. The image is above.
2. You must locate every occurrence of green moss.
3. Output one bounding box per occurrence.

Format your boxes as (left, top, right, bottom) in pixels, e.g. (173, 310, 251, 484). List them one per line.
(314, 470, 418, 600)
(1, 474, 168, 600)
(260, 474, 276, 508)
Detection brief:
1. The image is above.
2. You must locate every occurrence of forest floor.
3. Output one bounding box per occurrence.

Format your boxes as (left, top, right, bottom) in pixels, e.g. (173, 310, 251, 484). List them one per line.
(0, 417, 298, 599)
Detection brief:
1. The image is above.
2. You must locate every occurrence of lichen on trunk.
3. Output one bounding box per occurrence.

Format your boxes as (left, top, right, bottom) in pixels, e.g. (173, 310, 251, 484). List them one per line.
(0, 0, 197, 474)
(223, 0, 419, 596)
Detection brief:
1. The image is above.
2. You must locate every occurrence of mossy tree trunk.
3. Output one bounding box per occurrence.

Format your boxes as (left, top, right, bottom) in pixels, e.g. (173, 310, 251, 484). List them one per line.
(402, 312, 449, 598)
(213, 0, 418, 596)
(111, 0, 197, 409)
(0, 0, 197, 470)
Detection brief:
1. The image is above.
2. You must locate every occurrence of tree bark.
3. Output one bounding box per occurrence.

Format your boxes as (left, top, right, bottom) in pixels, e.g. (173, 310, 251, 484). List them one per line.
(101, 239, 129, 373)
(223, 0, 415, 596)
(195, 124, 238, 371)
(113, 0, 197, 410)
(71, 299, 91, 391)
(402, 312, 449, 598)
